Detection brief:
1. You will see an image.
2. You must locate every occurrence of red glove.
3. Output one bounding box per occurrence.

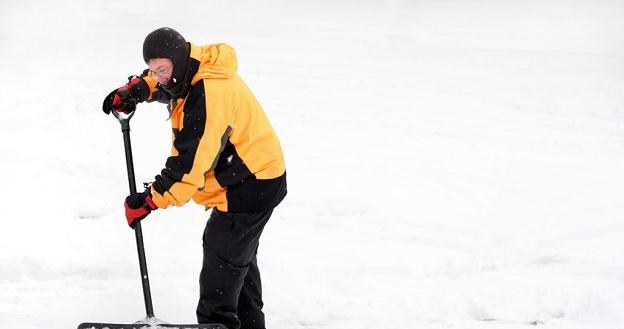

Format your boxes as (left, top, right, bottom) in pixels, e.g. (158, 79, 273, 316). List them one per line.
(103, 76, 150, 115)
(124, 190, 158, 228)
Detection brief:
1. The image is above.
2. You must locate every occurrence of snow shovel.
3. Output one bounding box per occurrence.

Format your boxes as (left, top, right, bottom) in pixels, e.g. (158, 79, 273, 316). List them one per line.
(78, 106, 226, 329)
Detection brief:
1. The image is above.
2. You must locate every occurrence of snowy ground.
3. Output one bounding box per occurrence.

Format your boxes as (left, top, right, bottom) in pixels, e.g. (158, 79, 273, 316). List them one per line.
(1, 0, 624, 328)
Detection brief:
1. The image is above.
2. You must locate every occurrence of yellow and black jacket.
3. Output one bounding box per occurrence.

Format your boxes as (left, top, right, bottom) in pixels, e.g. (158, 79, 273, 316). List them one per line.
(142, 43, 286, 213)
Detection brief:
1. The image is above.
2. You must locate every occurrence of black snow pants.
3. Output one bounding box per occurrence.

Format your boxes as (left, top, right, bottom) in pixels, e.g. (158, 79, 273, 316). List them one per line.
(197, 208, 273, 329)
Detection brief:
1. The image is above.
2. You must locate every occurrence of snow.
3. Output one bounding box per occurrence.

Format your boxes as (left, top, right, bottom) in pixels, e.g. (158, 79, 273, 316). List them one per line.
(1, 0, 624, 328)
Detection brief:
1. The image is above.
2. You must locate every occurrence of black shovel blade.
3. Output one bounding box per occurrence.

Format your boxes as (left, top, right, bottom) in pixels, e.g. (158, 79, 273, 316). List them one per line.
(78, 323, 227, 329)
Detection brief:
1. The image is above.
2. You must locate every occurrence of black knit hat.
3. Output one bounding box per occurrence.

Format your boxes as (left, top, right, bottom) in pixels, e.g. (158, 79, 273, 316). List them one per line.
(142, 27, 190, 87)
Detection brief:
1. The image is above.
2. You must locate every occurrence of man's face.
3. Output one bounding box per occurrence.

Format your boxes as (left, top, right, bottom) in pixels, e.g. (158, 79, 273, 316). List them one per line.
(147, 58, 174, 85)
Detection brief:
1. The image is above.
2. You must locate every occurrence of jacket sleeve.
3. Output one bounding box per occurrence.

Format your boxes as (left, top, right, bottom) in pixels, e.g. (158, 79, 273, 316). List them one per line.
(149, 80, 230, 208)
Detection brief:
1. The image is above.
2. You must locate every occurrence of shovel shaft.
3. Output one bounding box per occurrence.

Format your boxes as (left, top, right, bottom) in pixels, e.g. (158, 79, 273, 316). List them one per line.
(120, 119, 155, 318)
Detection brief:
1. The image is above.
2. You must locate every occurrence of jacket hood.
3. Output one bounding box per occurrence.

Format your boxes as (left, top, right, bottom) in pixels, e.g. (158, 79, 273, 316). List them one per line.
(190, 43, 238, 83)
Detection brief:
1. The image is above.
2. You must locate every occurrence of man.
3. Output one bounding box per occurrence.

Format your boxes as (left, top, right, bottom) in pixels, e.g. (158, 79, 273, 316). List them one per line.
(102, 27, 287, 329)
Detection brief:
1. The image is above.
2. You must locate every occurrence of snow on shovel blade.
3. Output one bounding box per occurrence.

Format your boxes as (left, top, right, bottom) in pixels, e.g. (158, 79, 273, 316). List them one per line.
(77, 323, 227, 329)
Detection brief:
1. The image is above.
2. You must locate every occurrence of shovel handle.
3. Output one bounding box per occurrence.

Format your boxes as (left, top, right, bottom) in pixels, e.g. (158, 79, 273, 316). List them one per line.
(113, 111, 155, 318)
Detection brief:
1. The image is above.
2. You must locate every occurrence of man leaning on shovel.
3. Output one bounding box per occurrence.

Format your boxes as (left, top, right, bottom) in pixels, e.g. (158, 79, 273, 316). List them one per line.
(102, 27, 287, 329)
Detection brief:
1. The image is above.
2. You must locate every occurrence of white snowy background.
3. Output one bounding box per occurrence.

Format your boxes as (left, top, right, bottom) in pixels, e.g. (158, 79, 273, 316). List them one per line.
(1, 0, 624, 328)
